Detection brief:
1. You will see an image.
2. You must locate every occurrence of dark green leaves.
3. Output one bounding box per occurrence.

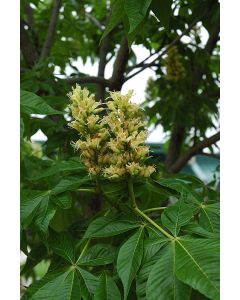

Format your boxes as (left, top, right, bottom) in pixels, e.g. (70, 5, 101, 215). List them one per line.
(146, 243, 191, 300)
(51, 176, 92, 195)
(175, 238, 220, 300)
(124, 0, 152, 33)
(78, 244, 115, 266)
(20, 90, 62, 115)
(117, 226, 144, 299)
(94, 272, 121, 300)
(50, 232, 75, 263)
(161, 191, 195, 236)
(102, 0, 124, 39)
(21, 190, 55, 234)
(22, 267, 98, 300)
(199, 202, 220, 233)
(84, 215, 141, 238)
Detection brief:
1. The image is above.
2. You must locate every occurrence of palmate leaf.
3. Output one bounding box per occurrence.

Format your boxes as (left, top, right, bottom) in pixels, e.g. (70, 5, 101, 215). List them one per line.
(84, 215, 141, 238)
(117, 226, 144, 300)
(146, 243, 191, 300)
(21, 267, 98, 300)
(94, 272, 121, 300)
(175, 237, 220, 300)
(161, 191, 195, 236)
(20, 90, 63, 115)
(124, 0, 152, 33)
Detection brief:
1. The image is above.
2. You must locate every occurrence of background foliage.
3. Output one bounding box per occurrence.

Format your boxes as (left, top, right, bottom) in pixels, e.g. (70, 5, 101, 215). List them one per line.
(20, 0, 220, 299)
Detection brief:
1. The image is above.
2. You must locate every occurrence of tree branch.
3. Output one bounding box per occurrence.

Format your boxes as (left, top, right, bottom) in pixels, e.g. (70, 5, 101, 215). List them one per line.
(65, 76, 111, 87)
(168, 132, 220, 173)
(110, 37, 129, 90)
(96, 35, 111, 100)
(20, 19, 38, 68)
(39, 0, 61, 62)
(125, 15, 203, 82)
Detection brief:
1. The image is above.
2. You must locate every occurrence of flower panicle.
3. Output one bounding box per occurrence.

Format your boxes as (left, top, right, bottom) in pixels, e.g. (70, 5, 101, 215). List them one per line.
(68, 85, 155, 178)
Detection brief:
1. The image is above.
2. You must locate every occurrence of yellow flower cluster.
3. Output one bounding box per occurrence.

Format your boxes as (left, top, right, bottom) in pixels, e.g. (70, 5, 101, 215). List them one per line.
(68, 85, 155, 179)
(165, 46, 185, 81)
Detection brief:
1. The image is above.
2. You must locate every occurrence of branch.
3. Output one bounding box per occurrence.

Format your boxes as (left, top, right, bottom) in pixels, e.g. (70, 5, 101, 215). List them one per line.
(110, 37, 129, 90)
(168, 132, 220, 173)
(20, 19, 38, 68)
(39, 0, 61, 62)
(125, 15, 203, 82)
(96, 35, 111, 100)
(65, 76, 111, 87)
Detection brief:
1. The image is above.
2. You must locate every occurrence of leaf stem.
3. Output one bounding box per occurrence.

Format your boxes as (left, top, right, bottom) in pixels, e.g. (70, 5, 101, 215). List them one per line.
(77, 239, 91, 263)
(127, 176, 173, 240)
(127, 176, 137, 208)
(143, 207, 167, 213)
(134, 206, 173, 239)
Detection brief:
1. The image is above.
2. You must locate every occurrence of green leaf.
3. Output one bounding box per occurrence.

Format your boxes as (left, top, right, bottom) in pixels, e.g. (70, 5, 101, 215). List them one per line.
(161, 191, 195, 236)
(77, 267, 99, 296)
(50, 232, 75, 263)
(136, 227, 169, 300)
(175, 237, 220, 299)
(124, 0, 152, 33)
(52, 192, 72, 210)
(34, 199, 56, 235)
(21, 268, 81, 300)
(20, 90, 63, 115)
(146, 243, 191, 300)
(21, 190, 50, 229)
(181, 223, 216, 238)
(51, 176, 92, 195)
(84, 215, 141, 238)
(151, 0, 172, 32)
(94, 272, 121, 300)
(199, 202, 220, 233)
(117, 226, 144, 299)
(31, 158, 86, 181)
(102, 0, 124, 39)
(78, 244, 115, 266)
(155, 178, 202, 204)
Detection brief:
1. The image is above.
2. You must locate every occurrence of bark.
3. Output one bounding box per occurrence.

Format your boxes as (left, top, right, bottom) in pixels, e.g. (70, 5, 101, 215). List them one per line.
(165, 125, 186, 169)
(20, 20, 38, 68)
(110, 37, 129, 90)
(169, 132, 220, 173)
(39, 0, 61, 62)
